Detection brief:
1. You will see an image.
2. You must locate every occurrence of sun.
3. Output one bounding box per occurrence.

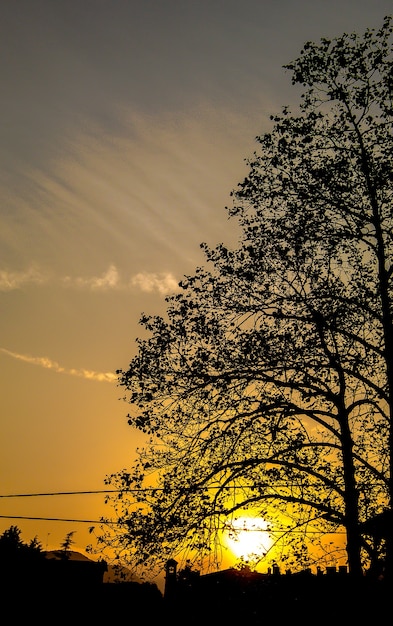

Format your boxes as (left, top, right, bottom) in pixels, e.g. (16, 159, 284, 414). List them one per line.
(224, 516, 273, 562)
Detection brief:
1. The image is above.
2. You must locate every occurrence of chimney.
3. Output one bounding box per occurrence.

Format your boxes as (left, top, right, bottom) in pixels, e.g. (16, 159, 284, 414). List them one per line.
(164, 558, 178, 602)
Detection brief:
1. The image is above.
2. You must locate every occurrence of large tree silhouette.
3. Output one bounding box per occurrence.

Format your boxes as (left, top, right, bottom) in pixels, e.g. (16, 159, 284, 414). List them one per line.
(100, 16, 393, 579)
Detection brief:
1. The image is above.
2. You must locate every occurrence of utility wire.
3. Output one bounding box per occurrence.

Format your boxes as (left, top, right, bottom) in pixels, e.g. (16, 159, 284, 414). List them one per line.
(0, 514, 109, 524)
(0, 514, 346, 533)
(0, 487, 370, 535)
(0, 481, 364, 498)
(0, 490, 118, 498)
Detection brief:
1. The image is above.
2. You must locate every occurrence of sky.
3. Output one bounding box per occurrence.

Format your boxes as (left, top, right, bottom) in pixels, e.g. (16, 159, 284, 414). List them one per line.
(1, 0, 391, 580)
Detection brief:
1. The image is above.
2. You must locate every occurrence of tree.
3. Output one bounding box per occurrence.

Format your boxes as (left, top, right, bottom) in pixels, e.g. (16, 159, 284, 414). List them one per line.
(99, 16, 393, 580)
(0, 526, 44, 584)
(0, 526, 43, 559)
(60, 531, 76, 560)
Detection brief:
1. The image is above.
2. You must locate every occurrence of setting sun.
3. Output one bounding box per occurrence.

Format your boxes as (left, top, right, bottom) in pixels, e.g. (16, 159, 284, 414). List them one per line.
(224, 517, 273, 562)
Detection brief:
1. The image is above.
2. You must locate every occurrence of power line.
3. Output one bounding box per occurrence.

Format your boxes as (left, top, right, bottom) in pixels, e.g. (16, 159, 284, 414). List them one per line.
(0, 490, 118, 498)
(0, 514, 346, 533)
(0, 488, 376, 535)
(0, 481, 365, 499)
(0, 514, 110, 524)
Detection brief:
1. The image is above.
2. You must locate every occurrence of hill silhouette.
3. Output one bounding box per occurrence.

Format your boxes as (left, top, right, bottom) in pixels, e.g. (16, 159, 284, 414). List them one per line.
(44, 548, 141, 583)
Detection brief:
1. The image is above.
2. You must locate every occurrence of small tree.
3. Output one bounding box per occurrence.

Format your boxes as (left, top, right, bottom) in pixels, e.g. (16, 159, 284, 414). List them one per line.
(100, 16, 393, 579)
(60, 531, 76, 560)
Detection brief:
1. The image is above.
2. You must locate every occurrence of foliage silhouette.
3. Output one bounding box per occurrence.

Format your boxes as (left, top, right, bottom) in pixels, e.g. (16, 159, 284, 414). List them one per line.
(60, 530, 76, 560)
(98, 16, 393, 580)
(0, 525, 43, 562)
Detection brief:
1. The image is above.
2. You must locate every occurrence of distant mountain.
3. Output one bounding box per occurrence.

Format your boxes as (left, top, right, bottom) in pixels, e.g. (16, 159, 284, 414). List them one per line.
(104, 562, 141, 583)
(44, 549, 141, 583)
(44, 549, 92, 561)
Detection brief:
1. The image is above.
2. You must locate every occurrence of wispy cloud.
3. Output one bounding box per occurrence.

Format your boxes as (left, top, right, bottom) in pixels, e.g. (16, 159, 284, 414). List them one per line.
(65, 265, 180, 294)
(0, 267, 49, 291)
(63, 264, 121, 291)
(129, 271, 180, 295)
(0, 263, 180, 295)
(0, 348, 117, 383)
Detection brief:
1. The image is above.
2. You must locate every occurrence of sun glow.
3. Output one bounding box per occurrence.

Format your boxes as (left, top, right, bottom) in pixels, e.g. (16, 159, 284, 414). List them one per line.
(224, 517, 273, 562)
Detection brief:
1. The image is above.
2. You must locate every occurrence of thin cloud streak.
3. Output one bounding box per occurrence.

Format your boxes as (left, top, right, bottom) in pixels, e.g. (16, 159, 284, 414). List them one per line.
(0, 267, 49, 291)
(0, 104, 256, 276)
(64, 266, 180, 294)
(130, 272, 180, 295)
(63, 264, 121, 290)
(0, 264, 180, 295)
(0, 348, 117, 383)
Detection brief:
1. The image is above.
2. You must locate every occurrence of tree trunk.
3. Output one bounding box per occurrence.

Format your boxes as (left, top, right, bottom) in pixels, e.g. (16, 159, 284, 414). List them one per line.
(340, 410, 363, 577)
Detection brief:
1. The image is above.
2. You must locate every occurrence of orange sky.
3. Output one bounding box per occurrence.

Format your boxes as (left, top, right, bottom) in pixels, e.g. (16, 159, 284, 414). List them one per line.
(0, 0, 390, 588)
